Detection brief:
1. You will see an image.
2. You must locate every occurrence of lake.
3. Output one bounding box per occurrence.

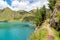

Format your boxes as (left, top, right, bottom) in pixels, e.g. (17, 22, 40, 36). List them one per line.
(0, 22, 35, 40)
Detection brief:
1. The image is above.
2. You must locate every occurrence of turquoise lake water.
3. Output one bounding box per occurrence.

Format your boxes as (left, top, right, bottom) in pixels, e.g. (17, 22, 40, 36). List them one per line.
(0, 22, 35, 40)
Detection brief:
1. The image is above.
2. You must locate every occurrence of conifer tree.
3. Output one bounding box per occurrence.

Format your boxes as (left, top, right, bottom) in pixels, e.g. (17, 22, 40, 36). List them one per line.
(49, 0, 56, 12)
(34, 6, 46, 26)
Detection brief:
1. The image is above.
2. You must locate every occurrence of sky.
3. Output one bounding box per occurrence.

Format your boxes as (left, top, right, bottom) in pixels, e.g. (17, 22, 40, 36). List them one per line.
(0, 0, 49, 11)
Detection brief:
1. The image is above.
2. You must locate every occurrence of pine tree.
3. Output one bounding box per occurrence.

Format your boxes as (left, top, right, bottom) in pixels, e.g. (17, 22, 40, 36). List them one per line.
(49, 0, 56, 12)
(34, 6, 46, 26)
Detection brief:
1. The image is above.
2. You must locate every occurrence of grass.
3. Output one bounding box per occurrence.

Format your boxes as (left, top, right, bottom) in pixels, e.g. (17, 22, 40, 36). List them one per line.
(29, 28, 48, 40)
(29, 27, 60, 40)
(51, 28, 60, 40)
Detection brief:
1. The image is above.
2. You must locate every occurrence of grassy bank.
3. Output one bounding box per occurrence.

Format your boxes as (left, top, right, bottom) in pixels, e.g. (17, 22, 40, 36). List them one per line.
(29, 28, 48, 40)
(51, 28, 60, 40)
(29, 27, 60, 40)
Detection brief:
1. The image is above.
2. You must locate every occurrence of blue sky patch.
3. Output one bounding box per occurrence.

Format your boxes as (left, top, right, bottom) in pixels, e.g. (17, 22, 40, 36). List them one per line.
(5, 0, 11, 5)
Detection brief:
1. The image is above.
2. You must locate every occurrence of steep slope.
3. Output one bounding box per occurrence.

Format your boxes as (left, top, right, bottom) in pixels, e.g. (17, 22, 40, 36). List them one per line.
(41, 19, 54, 40)
(50, 0, 60, 30)
(30, 19, 60, 40)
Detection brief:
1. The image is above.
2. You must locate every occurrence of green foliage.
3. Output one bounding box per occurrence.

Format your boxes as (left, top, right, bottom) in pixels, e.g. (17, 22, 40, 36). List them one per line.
(51, 28, 60, 40)
(0, 7, 35, 22)
(57, 11, 60, 23)
(23, 16, 34, 22)
(41, 6, 46, 20)
(34, 6, 46, 26)
(49, 0, 56, 11)
(46, 10, 51, 19)
(29, 29, 48, 40)
(34, 8, 42, 26)
(14, 12, 21, 20)
(56, 10, 60, 30)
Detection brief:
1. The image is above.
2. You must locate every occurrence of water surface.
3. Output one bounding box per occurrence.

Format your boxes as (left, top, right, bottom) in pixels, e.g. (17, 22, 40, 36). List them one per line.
(0, 22, 35, 40)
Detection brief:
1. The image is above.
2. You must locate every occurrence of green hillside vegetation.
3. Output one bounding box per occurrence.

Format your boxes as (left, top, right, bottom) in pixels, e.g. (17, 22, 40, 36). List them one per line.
(30, 28, 48, 40)
(0, 8, 35, 22)
(29, 0, 60, 40)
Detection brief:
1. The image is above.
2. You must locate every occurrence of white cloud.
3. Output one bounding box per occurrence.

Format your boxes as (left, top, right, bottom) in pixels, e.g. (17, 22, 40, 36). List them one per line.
(0, 0, 7, 9)
(0, 0, 49, 11)
(11, 0, 29, 11)
(24, 1, 42, 11)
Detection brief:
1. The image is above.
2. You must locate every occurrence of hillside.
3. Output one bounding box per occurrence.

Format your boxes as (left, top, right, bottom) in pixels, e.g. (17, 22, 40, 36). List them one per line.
(0, 7, 35, 22)
(29, 0, 60, 40)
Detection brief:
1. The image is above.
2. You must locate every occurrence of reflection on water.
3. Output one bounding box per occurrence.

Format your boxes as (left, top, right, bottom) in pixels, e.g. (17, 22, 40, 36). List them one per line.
(0, 22, 35, 40)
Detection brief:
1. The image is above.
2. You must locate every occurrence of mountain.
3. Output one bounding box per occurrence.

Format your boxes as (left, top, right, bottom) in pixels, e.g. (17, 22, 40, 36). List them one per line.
(0, 7, 35, 22)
